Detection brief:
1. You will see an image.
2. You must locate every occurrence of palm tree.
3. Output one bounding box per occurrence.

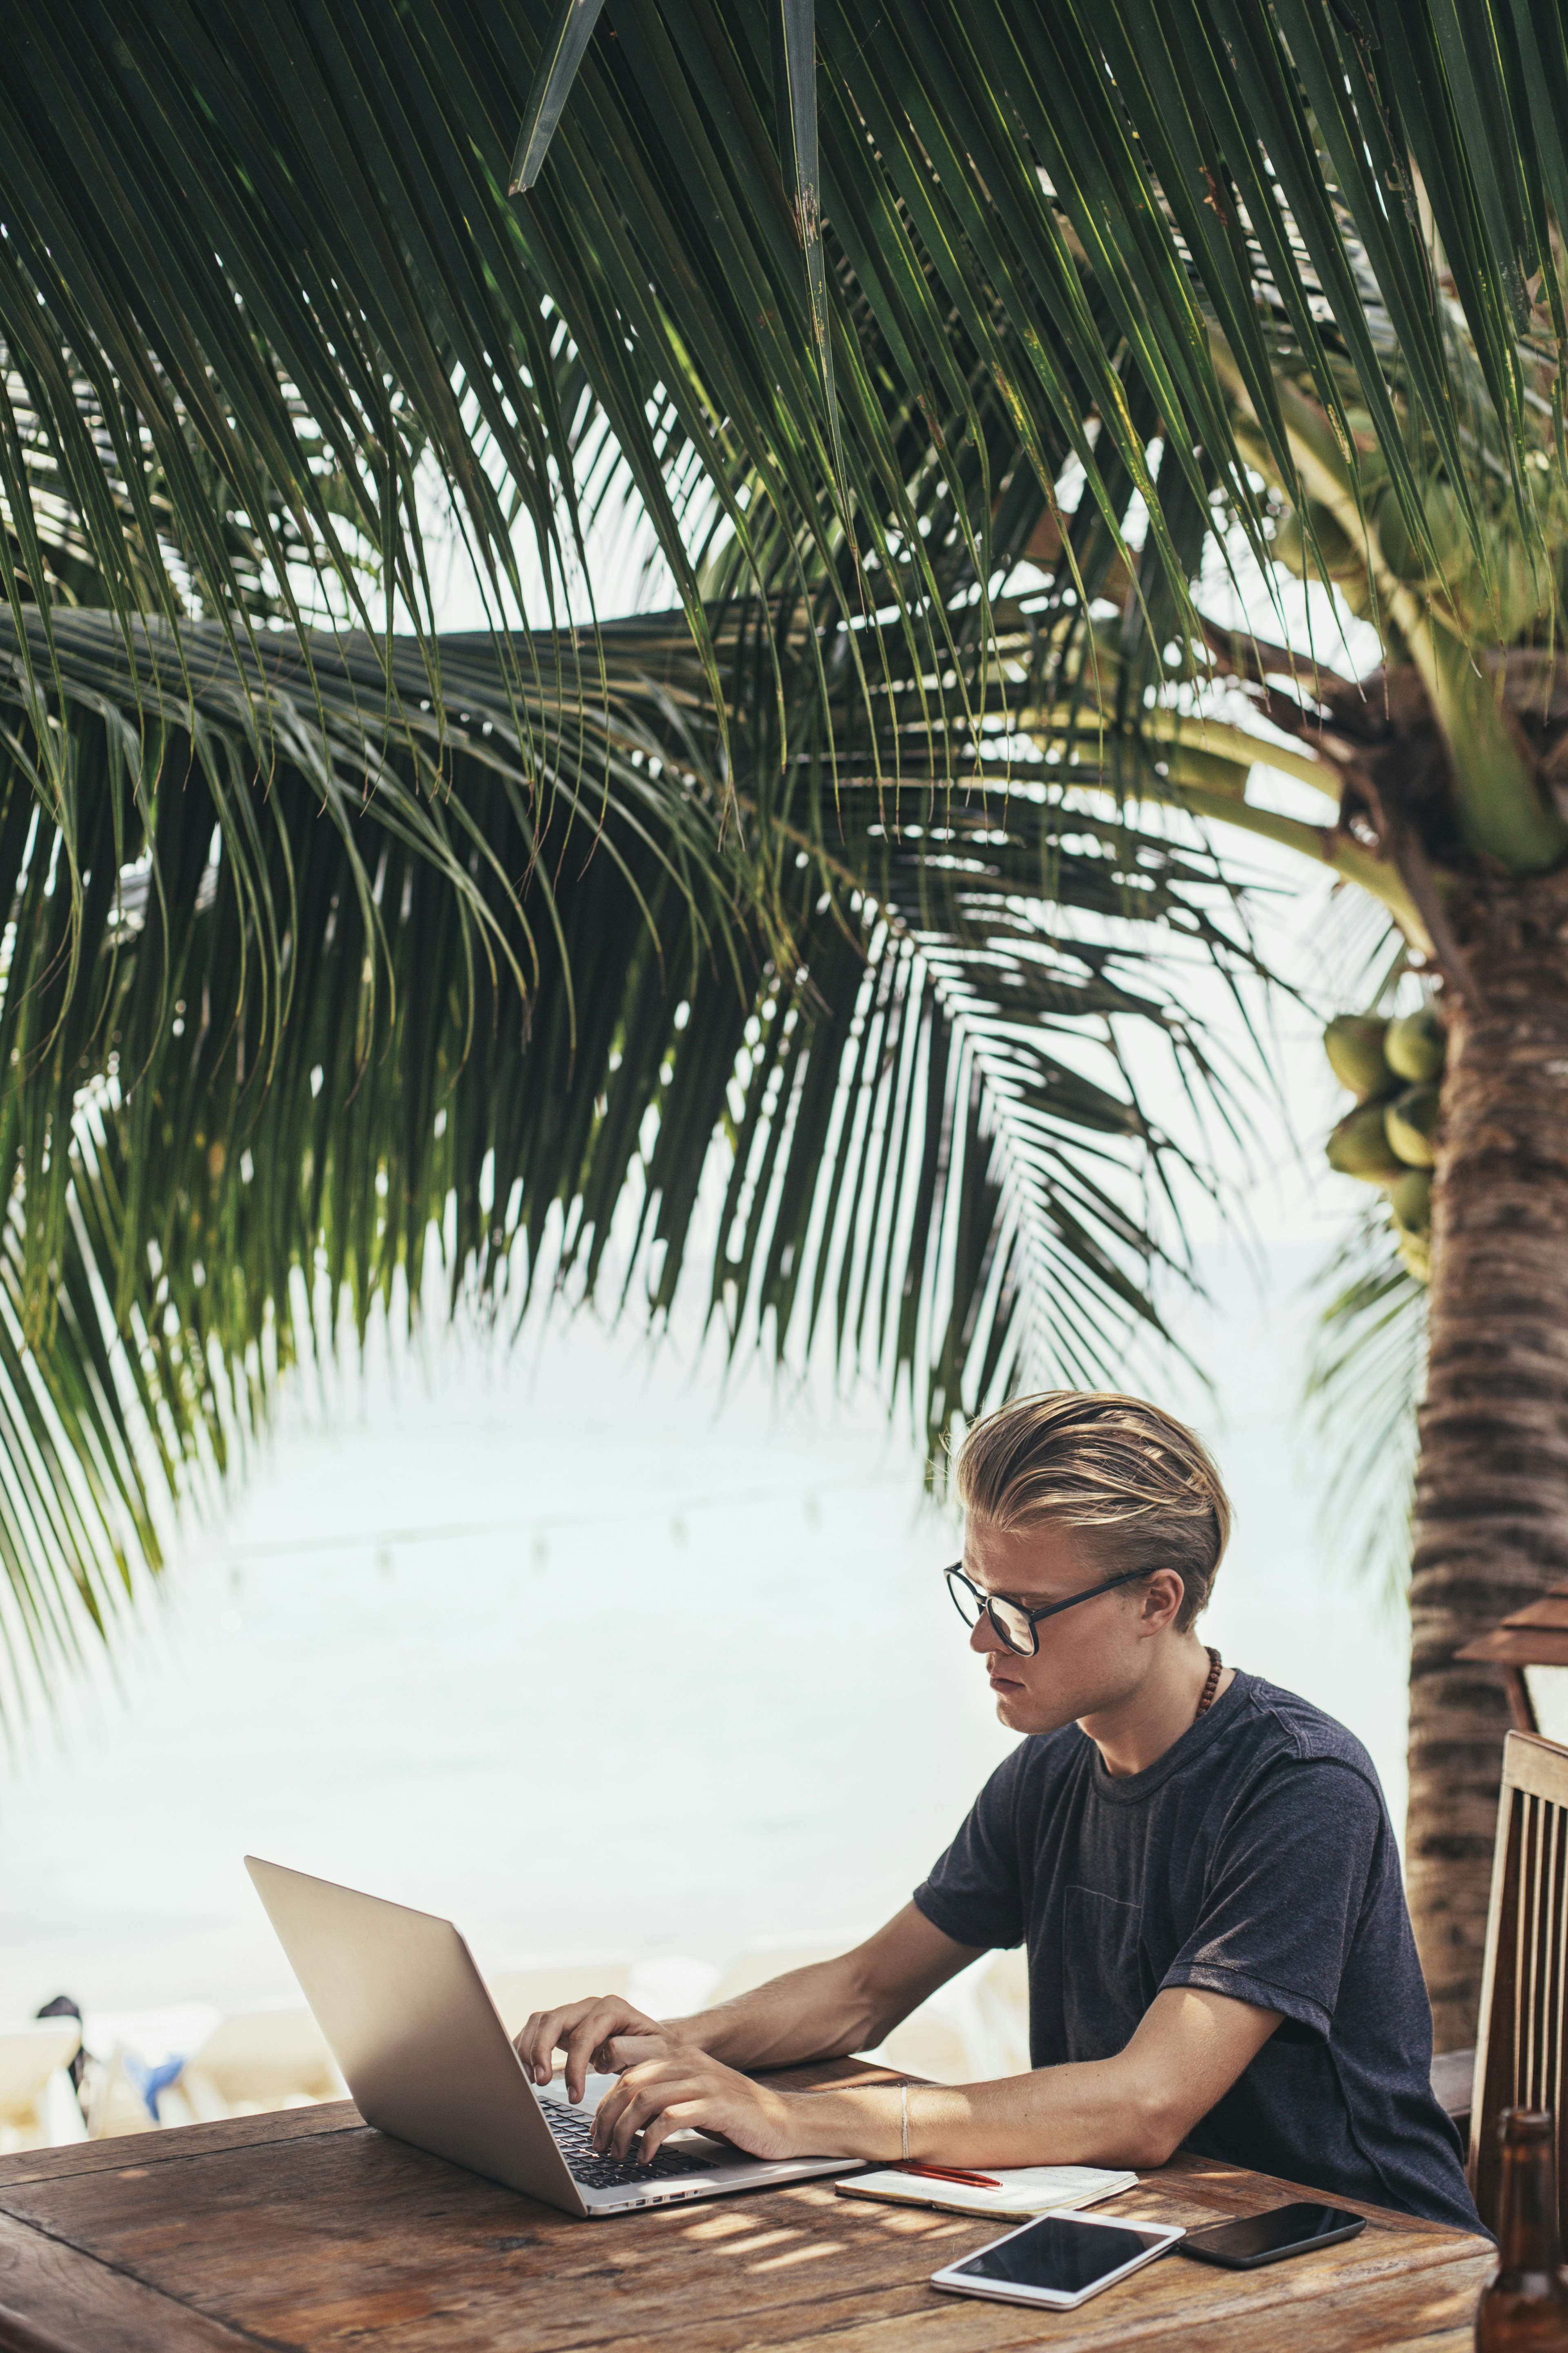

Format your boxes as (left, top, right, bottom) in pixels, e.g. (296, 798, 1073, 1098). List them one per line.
(4, 0, 1566, 2042)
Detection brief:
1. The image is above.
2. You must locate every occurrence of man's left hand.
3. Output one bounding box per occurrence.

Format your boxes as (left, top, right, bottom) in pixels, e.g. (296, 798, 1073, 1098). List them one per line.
(589, 2036, 803, 2165)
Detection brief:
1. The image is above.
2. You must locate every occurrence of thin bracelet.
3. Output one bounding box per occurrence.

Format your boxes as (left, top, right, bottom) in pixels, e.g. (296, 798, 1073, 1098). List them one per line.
(900, 2083, 909, 2162)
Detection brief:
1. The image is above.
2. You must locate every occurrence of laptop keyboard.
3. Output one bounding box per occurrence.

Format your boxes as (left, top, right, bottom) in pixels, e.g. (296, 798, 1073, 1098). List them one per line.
(543, 2099, 718, 2191)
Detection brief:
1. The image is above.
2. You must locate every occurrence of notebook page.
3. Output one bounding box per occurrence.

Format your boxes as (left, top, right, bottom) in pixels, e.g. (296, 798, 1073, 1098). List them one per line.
(837, 2163, 1138, 2219)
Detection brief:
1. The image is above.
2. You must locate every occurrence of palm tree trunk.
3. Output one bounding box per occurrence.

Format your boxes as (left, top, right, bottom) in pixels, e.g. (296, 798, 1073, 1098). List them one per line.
(1408, 871, 1568, 2052)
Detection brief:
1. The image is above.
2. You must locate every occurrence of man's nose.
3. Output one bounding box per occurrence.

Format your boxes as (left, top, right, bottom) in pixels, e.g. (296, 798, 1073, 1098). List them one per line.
(970, 1607, 1004, 1655)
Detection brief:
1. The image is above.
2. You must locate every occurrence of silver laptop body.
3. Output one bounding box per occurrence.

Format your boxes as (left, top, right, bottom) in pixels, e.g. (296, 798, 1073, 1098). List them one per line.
(245, 1856, 853, 2217)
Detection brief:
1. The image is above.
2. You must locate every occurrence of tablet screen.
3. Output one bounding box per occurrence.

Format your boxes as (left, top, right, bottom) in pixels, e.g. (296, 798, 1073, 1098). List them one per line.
(951, 2214, 1167, 2295)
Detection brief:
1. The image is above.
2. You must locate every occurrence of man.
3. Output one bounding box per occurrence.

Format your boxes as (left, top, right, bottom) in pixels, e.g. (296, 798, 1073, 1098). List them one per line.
(515, 1390, 1480, 2232)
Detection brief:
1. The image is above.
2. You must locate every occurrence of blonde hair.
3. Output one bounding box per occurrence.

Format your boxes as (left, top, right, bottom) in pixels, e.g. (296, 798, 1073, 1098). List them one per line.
(955, 1390, 1231, 1635)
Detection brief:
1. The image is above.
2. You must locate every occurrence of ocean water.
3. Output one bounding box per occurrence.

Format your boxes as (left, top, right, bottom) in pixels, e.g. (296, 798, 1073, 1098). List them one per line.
(0, 1228, 1409, 2029)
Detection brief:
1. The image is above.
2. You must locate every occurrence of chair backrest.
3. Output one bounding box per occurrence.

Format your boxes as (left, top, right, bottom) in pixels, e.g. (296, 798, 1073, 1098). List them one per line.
(0, 2023, 80, 2124)
(1470, 1729, 1568, 2233)
(183, 2006, 344, 2105)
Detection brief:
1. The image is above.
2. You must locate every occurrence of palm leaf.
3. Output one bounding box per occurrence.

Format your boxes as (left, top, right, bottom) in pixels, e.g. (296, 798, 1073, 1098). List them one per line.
(510, 0, 609, 196)
(1305, 1213, 1429, 1603)
(0, 596, 1278, 1708)
(5, 6, 1557, 676)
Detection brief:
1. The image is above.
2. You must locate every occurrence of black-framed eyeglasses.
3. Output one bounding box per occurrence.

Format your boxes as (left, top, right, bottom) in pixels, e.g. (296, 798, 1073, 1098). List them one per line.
(944, 1561, 1155, 1657)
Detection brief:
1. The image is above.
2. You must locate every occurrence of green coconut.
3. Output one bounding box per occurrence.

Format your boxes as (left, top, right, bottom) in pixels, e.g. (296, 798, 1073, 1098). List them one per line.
(1384, 1007, 1446, 1083)
(1327, 1101, 1406, 1184)
(1274, 502, 1363, 585)
(1344, 415, 1388, 491)
(1385, 1083, 1440, 1169)
(1396, 1228, 1432, 1285)
(1390, 1168, 1432, 1238)
(1336, 561, 1375, 621)
(1374, 485, 1427, 584)
(1422, 481, 1471, 580)
(1452, 534, 1552, 643)
(1272, 510, 1307, 579)
(1372, 480, 1470, 587)
(1324, 1014, 1394, 1102)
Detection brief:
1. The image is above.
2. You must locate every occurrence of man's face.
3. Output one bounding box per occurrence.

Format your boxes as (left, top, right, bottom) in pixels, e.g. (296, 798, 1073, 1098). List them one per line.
(962, 1518, 1154, 1736)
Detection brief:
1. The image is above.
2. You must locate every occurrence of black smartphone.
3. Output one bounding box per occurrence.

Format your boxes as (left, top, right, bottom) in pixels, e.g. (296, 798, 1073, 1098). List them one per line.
(1178, 2202, 1366, 2269)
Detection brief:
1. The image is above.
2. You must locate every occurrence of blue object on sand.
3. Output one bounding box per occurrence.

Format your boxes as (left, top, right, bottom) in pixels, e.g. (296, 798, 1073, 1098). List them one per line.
(124, 2052, 187, 2122)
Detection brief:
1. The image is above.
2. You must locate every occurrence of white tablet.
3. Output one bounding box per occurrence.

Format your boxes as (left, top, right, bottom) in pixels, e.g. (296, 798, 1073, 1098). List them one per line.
(930, 2207, 1185, 2310)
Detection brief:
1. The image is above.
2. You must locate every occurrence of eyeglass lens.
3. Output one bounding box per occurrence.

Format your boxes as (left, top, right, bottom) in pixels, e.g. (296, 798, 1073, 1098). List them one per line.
(944, 1568, 1036, 1655)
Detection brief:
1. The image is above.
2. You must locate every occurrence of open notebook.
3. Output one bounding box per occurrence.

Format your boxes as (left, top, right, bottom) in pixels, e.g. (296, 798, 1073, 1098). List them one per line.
(837, 2162, 1138, 2220)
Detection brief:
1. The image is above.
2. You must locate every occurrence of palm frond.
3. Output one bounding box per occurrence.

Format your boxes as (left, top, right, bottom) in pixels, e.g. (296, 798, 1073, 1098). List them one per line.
(7, 5, 1565, 680)
(11, 0, 1563, 1715)
(0, 599, 1276, 1709)
(492, 0, 1568, 606)
(1304, 1210, 1428, 1602)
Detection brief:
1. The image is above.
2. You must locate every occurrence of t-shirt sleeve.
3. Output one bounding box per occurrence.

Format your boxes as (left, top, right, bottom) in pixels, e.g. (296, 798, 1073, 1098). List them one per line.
(1161, 1756, 1385, 2035)
(913, 1748, 1029, 1952)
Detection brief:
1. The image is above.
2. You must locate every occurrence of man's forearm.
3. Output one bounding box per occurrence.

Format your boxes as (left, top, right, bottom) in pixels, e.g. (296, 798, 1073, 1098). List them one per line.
(766, 1987, 1283, 2171)
(673, 1956, 894, 2071)
(650, 1906, 980, 2076)
(774, 2057, 1180, 2171)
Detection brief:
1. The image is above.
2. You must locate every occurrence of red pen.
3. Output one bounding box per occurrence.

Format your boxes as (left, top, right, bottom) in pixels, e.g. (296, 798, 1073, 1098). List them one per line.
(894, 2162, 1002, 2190)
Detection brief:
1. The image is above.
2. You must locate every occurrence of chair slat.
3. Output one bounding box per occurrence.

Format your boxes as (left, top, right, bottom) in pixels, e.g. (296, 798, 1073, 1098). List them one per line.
(1552, 1806, 1566, 2194)
(1469, 1733, 1568, 2235)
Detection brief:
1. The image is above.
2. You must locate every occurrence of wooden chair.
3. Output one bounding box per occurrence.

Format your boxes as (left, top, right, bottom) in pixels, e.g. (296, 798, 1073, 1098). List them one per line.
(1455, 1582, 1568, 1735)
(1470, 1729, 1568, 2233)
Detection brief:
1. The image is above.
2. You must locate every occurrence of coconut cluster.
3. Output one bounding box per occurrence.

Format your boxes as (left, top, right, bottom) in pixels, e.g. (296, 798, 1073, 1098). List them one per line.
(1265, 435, 1565, 644)
(1323, 1008, 1446, 1282)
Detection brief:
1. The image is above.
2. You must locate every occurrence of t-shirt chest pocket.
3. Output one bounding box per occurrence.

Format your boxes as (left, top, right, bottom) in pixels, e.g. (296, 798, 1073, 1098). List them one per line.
(1062, 1885, 1151, 2061)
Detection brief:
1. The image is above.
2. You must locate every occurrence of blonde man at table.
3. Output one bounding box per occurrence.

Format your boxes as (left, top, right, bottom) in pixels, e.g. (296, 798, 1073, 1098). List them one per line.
(515, 1389, 1482, 2235)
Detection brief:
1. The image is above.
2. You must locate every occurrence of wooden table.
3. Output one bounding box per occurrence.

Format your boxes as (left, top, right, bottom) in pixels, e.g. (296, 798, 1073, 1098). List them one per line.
(0, 2063, 1494, 2353)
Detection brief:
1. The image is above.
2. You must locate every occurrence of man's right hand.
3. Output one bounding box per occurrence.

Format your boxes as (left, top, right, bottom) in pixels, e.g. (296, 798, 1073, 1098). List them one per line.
(513, 1996, 670, 2104)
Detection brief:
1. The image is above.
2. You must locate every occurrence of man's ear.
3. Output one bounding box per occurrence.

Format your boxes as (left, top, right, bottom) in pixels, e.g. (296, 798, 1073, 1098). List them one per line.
(1140, 1568, 1186, 1633)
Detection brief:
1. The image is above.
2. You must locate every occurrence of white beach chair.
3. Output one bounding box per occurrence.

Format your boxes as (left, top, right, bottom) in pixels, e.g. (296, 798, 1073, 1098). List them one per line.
(178, 2006, 345, 2122)
(707, 1939, 970, 2076)
(708, 1943, 848, 2005)
(706, 1939, 1031, 2085)
(0, 2022, 86, 2151)
(81, 2050, 163, 2139)
(875, 2002, 974, 2083)
(485, 1962, 633, 2041)
(707, 1936, 967, 2081)
(878, 1947, 1033, 2082)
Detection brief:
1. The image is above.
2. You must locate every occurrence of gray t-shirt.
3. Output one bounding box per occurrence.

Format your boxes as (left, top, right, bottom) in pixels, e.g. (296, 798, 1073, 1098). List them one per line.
(913, 1669, 1480, 2233)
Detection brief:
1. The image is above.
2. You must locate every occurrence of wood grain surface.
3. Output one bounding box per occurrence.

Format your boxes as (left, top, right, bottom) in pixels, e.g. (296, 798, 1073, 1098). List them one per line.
(0, 2210, 245, 2351)
(0, 2065, 1494, 2353)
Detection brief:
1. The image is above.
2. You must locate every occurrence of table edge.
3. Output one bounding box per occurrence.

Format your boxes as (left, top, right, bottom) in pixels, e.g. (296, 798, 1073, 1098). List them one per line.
(0, 2100, 364, 2188)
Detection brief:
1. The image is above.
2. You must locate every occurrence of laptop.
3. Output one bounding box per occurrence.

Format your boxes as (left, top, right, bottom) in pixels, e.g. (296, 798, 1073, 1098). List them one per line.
(245, 1856, 854, 2217)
